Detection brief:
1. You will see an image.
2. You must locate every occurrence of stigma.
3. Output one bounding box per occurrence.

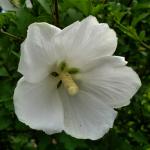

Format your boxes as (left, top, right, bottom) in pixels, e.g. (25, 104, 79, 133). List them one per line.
(59, 72, 79, 96)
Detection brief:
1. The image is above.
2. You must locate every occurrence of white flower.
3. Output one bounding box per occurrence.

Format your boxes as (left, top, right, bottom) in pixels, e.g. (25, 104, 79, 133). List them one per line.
(13, 16, 141, 140)
(0, 0, 32, 11)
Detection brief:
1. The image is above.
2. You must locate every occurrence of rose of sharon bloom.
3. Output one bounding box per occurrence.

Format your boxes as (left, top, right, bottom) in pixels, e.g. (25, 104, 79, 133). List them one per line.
(14, 16, 141, 140)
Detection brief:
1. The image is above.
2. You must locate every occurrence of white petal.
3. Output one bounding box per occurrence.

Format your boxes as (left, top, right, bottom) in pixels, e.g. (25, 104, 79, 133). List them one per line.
(0, 0, 17, 11)
(59, 88, 117, 140)
(81, 56, 141, 108)
(14, 77, 64, 134)
(26, 0, 32, 8)
(54, 16, 117, 68)
(18, 23, 61, 83)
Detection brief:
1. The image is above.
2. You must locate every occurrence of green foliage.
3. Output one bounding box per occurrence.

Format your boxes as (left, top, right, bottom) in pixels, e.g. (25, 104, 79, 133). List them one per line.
(62, 0, 91, 15)
(0, 0, 150, 149)
(0, 12, 15, 28)
(37, 0, 51, 14)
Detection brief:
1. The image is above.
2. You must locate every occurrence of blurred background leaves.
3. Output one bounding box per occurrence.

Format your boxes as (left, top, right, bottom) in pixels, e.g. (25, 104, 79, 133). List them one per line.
(0, 0, 150, 149)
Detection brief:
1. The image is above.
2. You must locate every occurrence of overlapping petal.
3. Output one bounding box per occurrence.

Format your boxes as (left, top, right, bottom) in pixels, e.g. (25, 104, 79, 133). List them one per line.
(59, 88, 117, 140)
(81, 56, 141, 108)
(18, 23, 61, 83)
(54, 16, 117, 68)
(14, 77, 64, 134)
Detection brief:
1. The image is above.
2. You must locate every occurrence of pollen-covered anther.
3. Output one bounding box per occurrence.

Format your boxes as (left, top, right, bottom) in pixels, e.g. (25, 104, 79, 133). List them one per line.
(59, 72, 79, 96)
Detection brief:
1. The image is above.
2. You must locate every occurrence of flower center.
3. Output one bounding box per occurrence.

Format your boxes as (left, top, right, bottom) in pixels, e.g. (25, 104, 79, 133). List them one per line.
(59, 72, 79, 96)
(51, 61, 80, 96)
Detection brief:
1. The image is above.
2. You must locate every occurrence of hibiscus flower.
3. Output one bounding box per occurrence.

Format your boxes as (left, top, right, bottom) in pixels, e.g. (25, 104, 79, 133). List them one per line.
(14, 16, 141, 140)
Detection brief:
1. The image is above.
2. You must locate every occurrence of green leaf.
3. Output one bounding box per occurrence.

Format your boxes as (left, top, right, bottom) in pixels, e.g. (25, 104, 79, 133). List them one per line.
(0, 111, 11, 130)
(133, 2, 150, 9)
(139, 30, 146, 41)
(63, 0, 91, 15)
(129, 131, 148, 144)
(0, 66, 9, 77)
(91, 4, 103, 15)
(37, 0, 51, 14)
(16, 8, 34, 34)
(0, 12, 15, 28)
(132, 13, 149, 27)
(59, 134, 87, 150)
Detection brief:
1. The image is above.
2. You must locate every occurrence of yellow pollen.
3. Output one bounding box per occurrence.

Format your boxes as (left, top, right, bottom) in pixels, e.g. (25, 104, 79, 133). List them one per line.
(59, 72, 79, 96)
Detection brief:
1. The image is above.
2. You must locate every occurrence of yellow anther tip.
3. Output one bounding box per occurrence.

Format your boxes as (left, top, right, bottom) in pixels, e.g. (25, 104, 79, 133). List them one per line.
(59, 72, 79, 96)
(68, 86, 79, 96)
